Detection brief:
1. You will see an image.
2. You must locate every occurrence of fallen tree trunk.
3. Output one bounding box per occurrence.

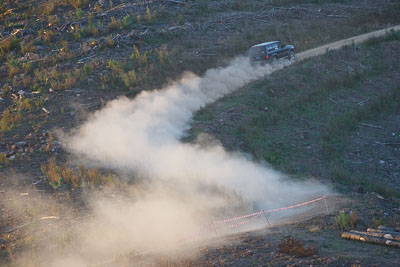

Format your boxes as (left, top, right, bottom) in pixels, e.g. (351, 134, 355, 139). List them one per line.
(341, 232, 400, 248)
(350, 230, 400, 241)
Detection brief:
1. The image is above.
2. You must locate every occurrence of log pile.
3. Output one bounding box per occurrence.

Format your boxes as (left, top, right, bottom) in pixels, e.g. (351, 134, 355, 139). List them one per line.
(342, 226, 400, 248)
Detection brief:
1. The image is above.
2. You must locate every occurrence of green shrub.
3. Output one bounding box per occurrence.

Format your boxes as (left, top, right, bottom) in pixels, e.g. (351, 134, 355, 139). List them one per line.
(83, 63, 92, 76)
(336, 211, 351, 229)
(76, 8, 83, 19)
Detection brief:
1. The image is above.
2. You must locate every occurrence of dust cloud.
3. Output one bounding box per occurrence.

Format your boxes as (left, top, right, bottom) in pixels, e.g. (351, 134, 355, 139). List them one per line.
(49, 57, 328, 266)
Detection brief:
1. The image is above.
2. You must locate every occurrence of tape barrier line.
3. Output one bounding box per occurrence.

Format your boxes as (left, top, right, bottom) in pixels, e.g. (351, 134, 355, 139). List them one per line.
(263, 195, 327, 213)
(179, 224, 215, 243)
(226, 213, 262, 228)
(213, 195, 327, 225)
(180, 195, 328, 243)
(213, 210, 264, 224)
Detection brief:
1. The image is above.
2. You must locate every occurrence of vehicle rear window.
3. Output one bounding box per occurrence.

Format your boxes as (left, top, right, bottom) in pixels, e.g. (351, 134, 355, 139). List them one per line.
(268, 43, 278, 51)
(249, 46, 265, 56)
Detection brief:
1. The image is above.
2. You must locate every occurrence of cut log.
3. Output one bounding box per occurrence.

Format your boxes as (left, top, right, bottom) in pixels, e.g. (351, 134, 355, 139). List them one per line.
(166, 0, 185, 4)
(367, 228, 400, 236)
(341, 232, 400, 248)
(350, 230, 400, 241)
(378, 226, 399, 232)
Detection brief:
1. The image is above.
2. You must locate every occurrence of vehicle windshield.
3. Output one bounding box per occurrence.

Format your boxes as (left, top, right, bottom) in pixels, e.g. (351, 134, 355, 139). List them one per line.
(249, 46, 265, 57)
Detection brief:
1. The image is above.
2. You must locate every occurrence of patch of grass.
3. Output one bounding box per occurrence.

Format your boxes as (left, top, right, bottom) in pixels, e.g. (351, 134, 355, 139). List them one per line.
(322, 87, 400, 159)
(263, 150, 284, 166)
(195, 108, 214, 122)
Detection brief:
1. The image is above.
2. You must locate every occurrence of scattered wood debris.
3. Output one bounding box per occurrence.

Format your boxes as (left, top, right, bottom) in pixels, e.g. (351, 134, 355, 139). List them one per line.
(342, 226, 400, 248)
(359, 122, 383, 129)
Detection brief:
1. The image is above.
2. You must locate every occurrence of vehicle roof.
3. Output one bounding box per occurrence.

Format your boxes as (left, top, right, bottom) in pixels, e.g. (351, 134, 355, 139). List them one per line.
(251, 41, 279, 47)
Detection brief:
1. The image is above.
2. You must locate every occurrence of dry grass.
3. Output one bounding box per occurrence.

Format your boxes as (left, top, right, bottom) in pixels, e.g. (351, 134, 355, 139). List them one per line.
(0, 84, 11, 98)
(278, 238, 317, 257)
(0, 108, 21, 132)
(68, 0, 88, 9)
(105, 36, 114, 48)
(7, 58, 20, 77)
(17, 99, 33, 112)
(0, 37, 20, 60)
(145, 7, 157, 24)
(108, 17, 122, 32)
(43, 30, 55, 44)
(41, 158, 122, 189)
(0, 153, 10, 167)
(88, 16, 99, 36)
(20, 39, 37, 55)
(43, 1, 56, 15)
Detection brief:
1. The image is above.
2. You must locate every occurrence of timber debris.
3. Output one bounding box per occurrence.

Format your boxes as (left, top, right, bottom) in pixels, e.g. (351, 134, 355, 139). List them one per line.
(342, 226, 400, 248)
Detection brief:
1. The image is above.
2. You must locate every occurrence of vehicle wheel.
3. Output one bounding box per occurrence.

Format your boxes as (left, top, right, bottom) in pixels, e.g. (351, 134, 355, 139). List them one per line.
(271, 55, 278, 63)
(289, 50, 295, 61)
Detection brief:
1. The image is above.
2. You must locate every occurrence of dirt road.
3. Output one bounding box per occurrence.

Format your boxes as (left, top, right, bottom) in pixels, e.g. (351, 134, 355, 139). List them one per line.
(296, 24, 400, 61)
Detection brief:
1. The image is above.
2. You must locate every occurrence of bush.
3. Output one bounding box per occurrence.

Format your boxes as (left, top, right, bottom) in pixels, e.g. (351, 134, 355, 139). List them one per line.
(336, 211, 351, 229)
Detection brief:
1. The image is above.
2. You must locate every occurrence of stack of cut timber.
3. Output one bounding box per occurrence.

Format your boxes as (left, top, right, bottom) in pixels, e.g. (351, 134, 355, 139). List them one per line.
(341, 226, 400, 248)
